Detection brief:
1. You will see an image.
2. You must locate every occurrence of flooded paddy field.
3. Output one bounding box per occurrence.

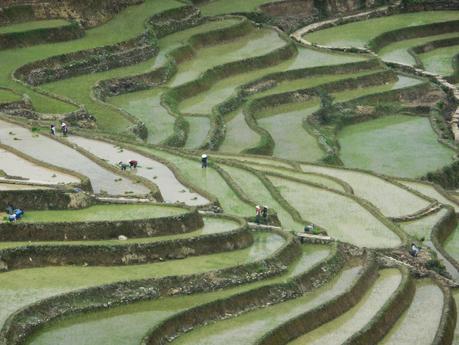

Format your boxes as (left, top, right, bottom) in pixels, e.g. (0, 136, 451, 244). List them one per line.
(1, 2, 459, 344)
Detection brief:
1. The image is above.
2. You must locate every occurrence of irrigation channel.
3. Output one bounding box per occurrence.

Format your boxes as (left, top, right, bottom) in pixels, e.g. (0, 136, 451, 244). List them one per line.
(1, 1, 459, 344)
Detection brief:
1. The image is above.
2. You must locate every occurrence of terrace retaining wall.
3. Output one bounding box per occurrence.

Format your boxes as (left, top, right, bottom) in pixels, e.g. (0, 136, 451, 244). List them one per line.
(0, 229, 299, 345)
(14, 33, 157, 86)
(142, 243, 350, 345)
(0, 207, 203, 241)
(256, 254, 379, 345)
(0, 0, 144, 27)
(0, 188, 92, 211)
(0, 21, 84, 50)
(0, 221, 252, 270)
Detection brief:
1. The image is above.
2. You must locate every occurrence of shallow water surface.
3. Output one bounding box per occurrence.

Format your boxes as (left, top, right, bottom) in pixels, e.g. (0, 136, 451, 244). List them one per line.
(269, 176, 401, 248)
(380, 279, 443, 345)
(338, 115, 454, 178)
(289, 269, 402, 345)
(0, 120, 149, 195)
(300, 164, 430, 218)
(174, 265, 363, 345)
(0, 232, 282, 330)
(67, 136, 208, 205)
(0, 148, 79, 185)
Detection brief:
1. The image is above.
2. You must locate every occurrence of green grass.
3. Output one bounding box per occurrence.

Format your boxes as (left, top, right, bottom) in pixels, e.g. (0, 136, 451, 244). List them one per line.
(3, 204, 186, 223)
(0, 88, 21, 102)
(337, 115, 454, 178)
(0, 20, 70, 34)
(305, 11, 459, 48)
(199, 0, 282, 16)
(0, 0, 182, 130)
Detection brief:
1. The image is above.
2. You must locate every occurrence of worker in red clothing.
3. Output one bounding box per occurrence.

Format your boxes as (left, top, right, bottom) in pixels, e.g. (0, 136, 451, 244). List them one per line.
(129, 160, 138, 169)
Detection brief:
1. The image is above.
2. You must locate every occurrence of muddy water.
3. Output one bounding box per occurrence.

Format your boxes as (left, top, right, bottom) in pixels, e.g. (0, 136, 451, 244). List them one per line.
(289, 269, 402, 345)
(268, 176, 401, 248)
(397, 180, 459, 212)
(0, 231, 283, 330)
(304, 11, 459, 48)
(220, 164, 303, 231)
(220, 109, 260, 153)
(380, 279, 444, 345)
(0, 148, 79, 185)
(337, 115, 454, 178)
(300, 164, 430, 218)
(174, 265, 363, 345)
(67, 136, 208, 205)
(257, 102, 323, 162)
(0, 120, 149, 195)
(25, 245, 328, 345)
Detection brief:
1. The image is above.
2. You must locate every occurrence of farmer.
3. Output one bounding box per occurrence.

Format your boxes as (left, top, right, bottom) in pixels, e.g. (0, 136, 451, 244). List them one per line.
(50, 124, 56, 136)
(409, 243, 420, 257)
(304, 224, 315, 233)
(14, 208, 24, 219)
(129, 160, 138, 169)
(262, 206, 268, 222)
(61, 122, 68, 136)
(201, 154, 208, 168)
(255, 205, 261, 224)
(118, 161, 129, 171)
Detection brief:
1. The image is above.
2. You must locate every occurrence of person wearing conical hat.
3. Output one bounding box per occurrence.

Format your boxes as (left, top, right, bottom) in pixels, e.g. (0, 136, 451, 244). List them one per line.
(201, 154, 208, 168)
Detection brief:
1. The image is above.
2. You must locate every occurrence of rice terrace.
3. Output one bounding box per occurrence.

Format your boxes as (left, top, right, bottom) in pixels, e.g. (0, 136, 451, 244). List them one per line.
(1, 0, 459, 344)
